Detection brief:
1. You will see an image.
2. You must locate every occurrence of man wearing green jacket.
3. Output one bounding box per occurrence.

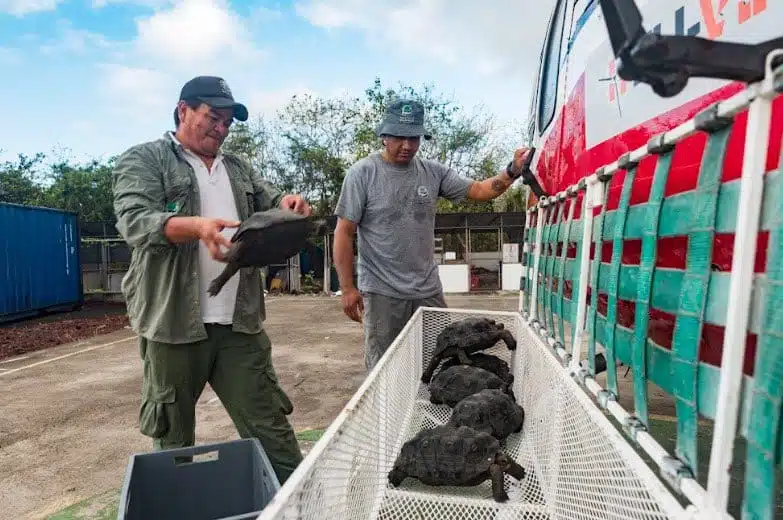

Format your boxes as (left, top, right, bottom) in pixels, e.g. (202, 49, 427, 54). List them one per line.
(112, 75, 310, 483)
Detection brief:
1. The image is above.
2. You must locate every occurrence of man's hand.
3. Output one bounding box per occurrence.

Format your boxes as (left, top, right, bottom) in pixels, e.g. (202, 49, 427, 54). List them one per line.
(511, 147, 531, 173)
(197, 217, 240, 262)
(341, 287, 364, 323)
(280, 194, 312, 216)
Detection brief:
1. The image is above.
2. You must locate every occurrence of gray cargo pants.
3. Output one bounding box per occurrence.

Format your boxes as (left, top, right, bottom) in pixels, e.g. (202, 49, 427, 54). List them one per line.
(362, 291, 447, 370)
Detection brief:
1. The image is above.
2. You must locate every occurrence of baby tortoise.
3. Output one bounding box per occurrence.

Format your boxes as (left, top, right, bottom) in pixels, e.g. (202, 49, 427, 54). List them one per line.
(449, 389, 525, 441)
(421, 317, 517, 384)
(208, 208, 326, 296)
(429, 365, 516, 408)
(388, 424, 526, 503)
(438, 352, 514, 386)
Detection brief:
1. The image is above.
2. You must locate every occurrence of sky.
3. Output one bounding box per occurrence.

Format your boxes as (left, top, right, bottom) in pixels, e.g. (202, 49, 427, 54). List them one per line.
(0, 0, 556, 165)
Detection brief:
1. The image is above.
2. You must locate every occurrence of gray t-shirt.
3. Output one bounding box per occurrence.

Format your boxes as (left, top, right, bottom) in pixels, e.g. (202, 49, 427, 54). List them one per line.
(334, 151, 474, 299)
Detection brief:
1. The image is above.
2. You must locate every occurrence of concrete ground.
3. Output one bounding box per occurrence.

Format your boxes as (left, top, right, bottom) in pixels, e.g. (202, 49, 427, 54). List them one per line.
(1, 293, 690, 520)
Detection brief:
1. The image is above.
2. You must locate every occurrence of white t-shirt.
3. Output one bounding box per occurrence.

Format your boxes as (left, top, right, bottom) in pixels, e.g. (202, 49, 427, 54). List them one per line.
(170, 133, 240, 325)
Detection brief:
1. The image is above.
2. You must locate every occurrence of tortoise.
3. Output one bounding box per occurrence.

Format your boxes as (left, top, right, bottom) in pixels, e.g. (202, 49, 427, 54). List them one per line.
(208, 208, 326, 296)
(438, 352, 514, 385)
(429, 365, 516, 408)
(387, 424, 526, 502)
(449, 389, 525, 440)
(421, 317, 517, 384)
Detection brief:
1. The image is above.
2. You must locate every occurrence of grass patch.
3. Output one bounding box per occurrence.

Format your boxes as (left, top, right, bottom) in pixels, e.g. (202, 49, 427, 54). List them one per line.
(296, 428, 325, 442)
(46, 489, 119, 520)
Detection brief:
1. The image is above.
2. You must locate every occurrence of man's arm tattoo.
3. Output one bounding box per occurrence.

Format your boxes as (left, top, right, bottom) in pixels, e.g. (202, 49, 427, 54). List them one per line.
(491, 178, 506, 193)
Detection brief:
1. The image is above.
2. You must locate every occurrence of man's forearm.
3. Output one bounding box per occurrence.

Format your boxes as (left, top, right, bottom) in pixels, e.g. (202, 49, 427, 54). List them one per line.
(469, 170, 516, 201)
(333, 230, 356, 291)
(163, 216, 203, 244)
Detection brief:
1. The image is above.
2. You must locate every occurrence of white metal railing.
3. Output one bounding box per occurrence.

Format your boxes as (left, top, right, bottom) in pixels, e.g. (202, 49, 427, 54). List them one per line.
(519, 51, 783, 519)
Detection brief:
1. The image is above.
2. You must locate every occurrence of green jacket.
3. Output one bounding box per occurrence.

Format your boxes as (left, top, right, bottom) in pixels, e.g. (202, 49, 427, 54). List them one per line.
(112, 132, 284, 344)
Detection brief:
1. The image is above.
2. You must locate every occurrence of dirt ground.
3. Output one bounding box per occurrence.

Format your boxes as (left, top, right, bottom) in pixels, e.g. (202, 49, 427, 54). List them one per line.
(0, 293, 678, 520)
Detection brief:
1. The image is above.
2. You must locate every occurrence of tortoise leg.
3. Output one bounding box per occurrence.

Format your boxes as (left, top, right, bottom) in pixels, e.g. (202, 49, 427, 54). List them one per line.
(457, 349, 472, 365)
(421, 355, 442, 384)
(207, 262, 240, 297)
(499, 329, 517, 350)
(489, 464, 509, 502)
(504, 458, 526, 482)
(388, 467, 408, 487)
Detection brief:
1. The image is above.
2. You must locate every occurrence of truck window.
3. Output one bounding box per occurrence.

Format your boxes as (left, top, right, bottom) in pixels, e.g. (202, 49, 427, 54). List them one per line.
(537, 0, 568, 133)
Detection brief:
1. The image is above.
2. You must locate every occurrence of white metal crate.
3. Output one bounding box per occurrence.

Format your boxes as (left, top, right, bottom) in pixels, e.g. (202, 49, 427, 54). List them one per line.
(258, 308, 686, 520)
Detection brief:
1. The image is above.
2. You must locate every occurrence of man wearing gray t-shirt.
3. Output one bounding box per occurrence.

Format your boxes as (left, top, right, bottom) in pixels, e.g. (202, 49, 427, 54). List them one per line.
(333, 99, 533, 370)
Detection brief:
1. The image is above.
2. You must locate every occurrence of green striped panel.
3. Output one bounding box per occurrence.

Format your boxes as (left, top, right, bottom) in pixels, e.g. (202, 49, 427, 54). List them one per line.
(536, 206, 551, 323)
(670, 124, 732, 475)
(592, 168, 782, 239)
(521, 211, 536, 314)
(742, 156, 783, 520)
(545, 201, 562, 337)
(605, 157, 638, 396)
(557, 195, 578, 346)
(550, 199, 567, 340)
(558, 259, 764, 334)
(633, 150, 674, 426)
(541, 205, 556, 328)
(570, 193, 586, 339)
(562, 169, 782, 244)
(591, 311, 756, 436)
(587, 179, 609, 375)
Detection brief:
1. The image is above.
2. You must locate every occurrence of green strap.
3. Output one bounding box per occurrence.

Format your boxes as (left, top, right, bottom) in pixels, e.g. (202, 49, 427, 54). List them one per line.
(604, 156, 638, 397)
(524, 209, 538, 315)
(742, 163, 783, 520)
(570, 191, 586, 338)
(670, 124, 733, 475)
(588, 178, 609, 375)
(547, 200, 564, 339)
(558, 195, 577, 346)
(521, 211, 534, 314)
(633, 148, 675, 427)
(538, 205, 552, 325)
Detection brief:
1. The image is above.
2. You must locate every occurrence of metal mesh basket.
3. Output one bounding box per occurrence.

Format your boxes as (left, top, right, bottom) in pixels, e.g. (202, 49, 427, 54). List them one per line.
(258, 308, 685, 520)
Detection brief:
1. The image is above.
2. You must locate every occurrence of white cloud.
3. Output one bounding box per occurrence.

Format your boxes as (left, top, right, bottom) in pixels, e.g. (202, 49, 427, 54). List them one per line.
(38, 19, 114, 55)
(98, 64, 177, 120)
(294, 0, 557, 78)
(0, 47, 21, 64)
(133, 0, 266, 70)
(96, 0, 276, 122)
(247, 85, 317, 118)
(0, 0, 64, 15)
(91, 0, 171, 7)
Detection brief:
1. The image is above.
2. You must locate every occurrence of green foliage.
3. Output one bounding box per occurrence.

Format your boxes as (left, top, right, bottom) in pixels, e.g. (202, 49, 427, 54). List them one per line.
(1, 76, 529, 224)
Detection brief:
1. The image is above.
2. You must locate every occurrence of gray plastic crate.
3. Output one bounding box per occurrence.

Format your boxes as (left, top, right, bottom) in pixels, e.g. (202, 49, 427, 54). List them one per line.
(117, 438, 280, 520)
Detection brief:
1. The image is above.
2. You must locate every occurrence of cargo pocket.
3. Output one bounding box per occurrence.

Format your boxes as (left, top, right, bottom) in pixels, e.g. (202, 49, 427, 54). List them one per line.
(138, 383, 176, 438)
(265, 367, 294, 416)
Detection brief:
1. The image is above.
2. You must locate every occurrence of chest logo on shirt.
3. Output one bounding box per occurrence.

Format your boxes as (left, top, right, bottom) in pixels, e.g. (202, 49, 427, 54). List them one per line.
(416, 186, 430, 198)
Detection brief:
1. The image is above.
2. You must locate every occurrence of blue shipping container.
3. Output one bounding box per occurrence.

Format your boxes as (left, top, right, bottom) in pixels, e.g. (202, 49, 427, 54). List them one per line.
(0, 202, 84, 323)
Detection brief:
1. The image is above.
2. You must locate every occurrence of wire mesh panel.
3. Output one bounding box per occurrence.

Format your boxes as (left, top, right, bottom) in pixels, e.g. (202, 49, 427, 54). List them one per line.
(259, 308, 685, 520)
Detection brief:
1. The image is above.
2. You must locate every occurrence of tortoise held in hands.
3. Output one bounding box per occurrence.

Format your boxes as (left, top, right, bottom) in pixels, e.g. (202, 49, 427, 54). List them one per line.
(438, 352, 514, 385)
(388, 424, 526, 503)
(449, 389, 525, 440)
(421, 317, 517, 384)
(429, 365, 516, 408)
(208, 208, 326, 296)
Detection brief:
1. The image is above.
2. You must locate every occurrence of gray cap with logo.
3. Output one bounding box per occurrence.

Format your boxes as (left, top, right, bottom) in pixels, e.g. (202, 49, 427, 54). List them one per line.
(375, 99, 433, 140)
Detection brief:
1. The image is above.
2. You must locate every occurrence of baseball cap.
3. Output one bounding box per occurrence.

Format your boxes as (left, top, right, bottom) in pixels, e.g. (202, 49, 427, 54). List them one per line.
(178, 75, 249, 122)
(375, 99, 432, 140)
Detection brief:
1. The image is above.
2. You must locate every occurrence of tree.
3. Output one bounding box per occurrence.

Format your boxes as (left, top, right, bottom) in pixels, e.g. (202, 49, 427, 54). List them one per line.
(0, 153, 47, 205)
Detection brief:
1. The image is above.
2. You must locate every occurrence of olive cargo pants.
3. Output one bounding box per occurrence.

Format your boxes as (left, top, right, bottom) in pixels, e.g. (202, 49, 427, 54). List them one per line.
(138, 324, 303, 484)
(363, 291, 447, 370)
